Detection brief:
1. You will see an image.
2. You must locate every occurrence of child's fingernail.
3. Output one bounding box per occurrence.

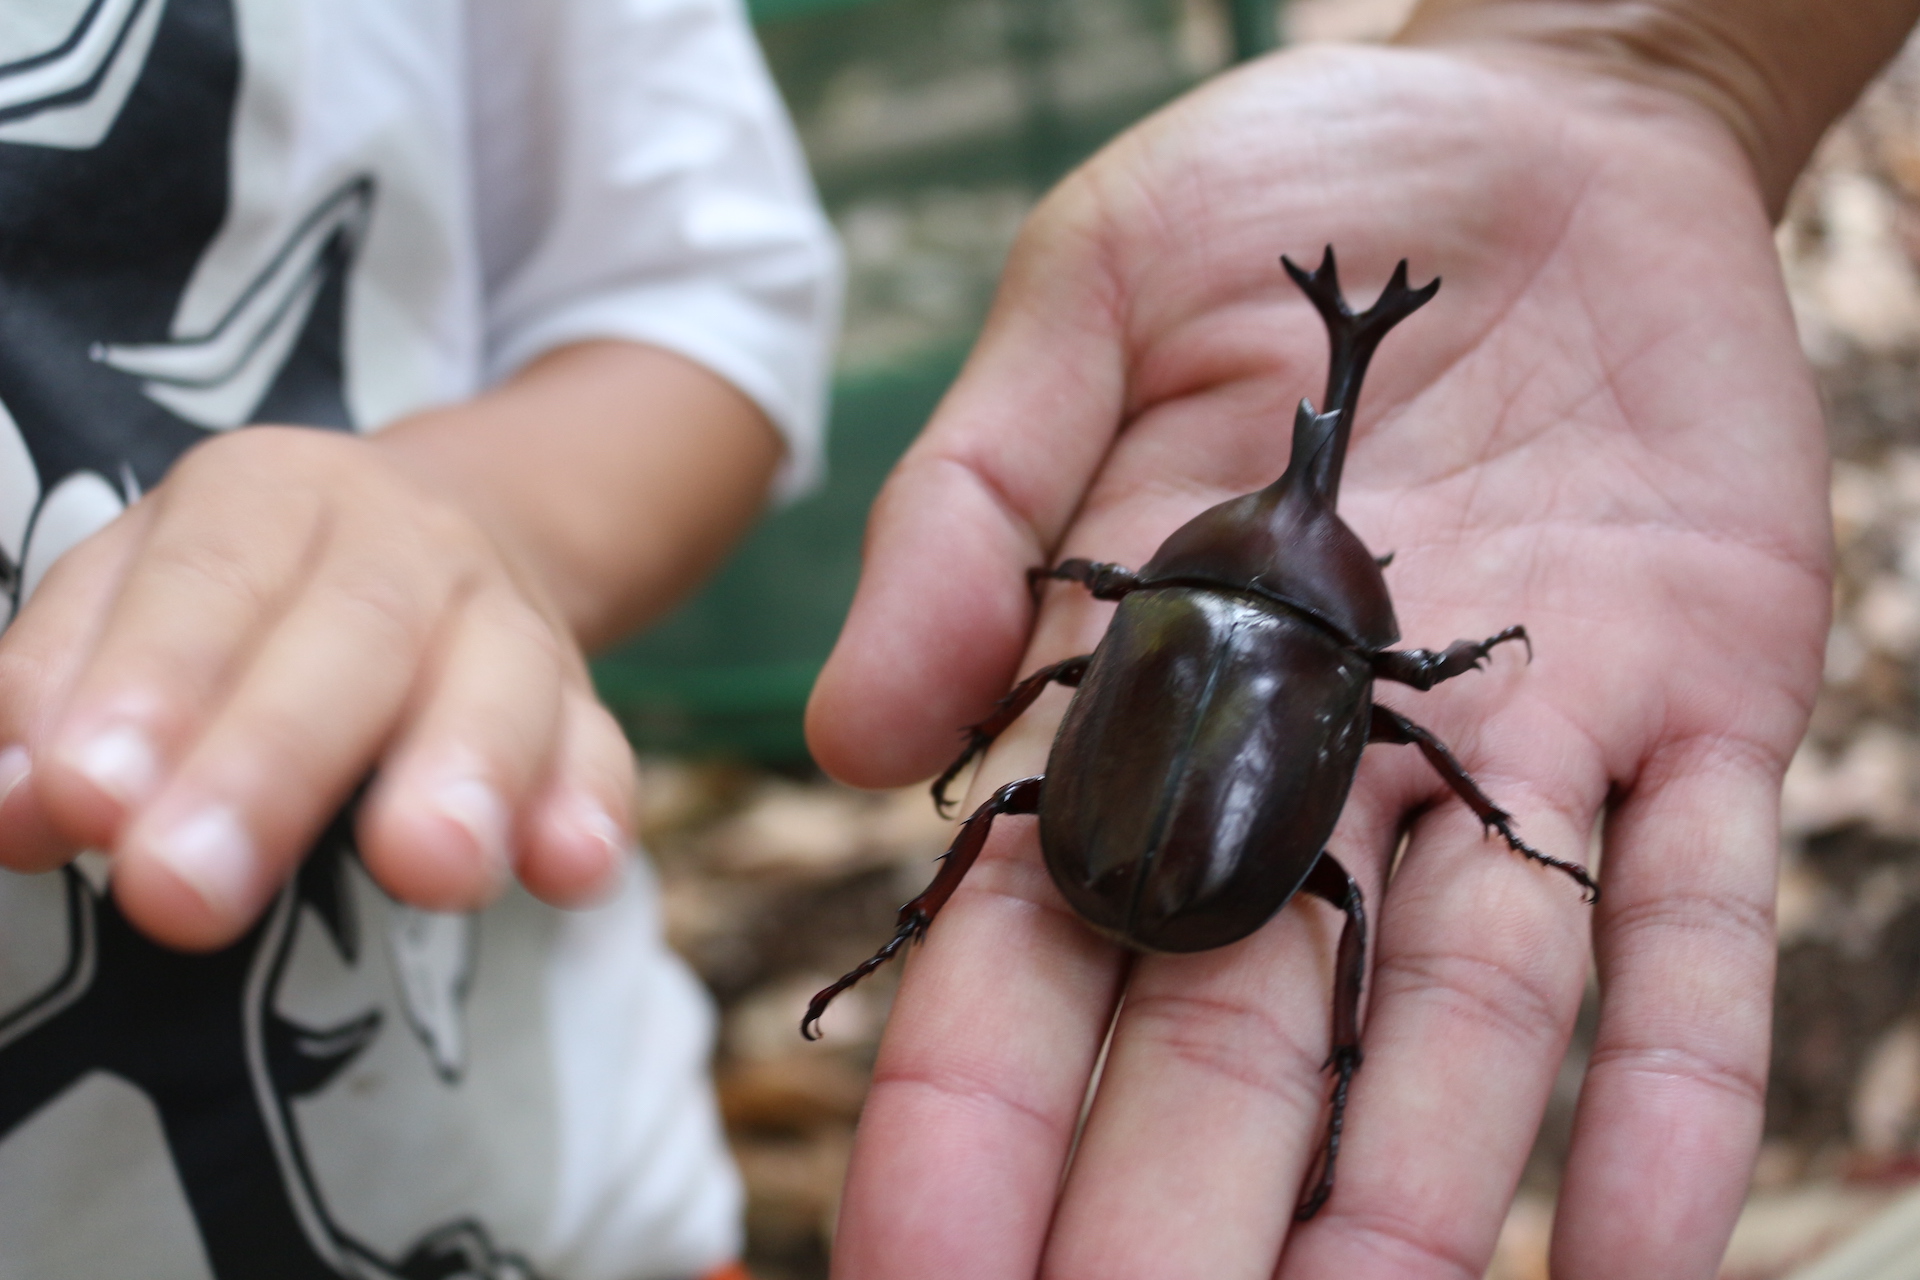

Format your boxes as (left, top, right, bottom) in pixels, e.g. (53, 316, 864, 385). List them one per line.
(0, 745, 31, 809)
(67, 724, 159, 806)
(430, 776, 511, 883)
(146, 805, 257, 920)
(573, 803, 630, 899)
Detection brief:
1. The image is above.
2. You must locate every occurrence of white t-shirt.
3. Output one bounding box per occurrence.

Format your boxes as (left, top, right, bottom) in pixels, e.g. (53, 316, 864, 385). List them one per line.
(0, 1, 839, 1277)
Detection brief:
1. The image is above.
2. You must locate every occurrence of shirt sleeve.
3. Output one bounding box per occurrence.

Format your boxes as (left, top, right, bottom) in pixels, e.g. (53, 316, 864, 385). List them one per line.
(465, 0, 842, 499)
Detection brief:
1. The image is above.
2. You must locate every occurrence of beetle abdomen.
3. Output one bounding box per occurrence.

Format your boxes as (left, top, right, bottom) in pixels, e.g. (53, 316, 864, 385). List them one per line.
(1040, 587, 1371, 953)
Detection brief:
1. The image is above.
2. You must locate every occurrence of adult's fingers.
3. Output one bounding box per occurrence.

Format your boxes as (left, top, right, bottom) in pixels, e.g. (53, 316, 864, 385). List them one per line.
(1037, 784, 1406, 1279)
(806, 191, 1131, 789)
(830, 698, 1127, 1280)
(1549, 745, 1779, 1279)
(1280, 726, 1602, 1279)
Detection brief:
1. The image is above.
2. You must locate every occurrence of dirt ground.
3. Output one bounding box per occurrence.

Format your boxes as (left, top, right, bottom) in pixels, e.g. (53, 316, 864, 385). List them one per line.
(641, 11, 1920, 1280)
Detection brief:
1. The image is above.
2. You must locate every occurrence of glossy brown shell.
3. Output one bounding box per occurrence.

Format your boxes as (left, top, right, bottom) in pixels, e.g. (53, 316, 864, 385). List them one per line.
(1039, 586, 1373, 952)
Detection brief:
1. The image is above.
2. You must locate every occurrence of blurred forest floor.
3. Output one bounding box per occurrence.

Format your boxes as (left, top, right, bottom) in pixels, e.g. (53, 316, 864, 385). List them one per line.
(643, 6, 1920, 1278)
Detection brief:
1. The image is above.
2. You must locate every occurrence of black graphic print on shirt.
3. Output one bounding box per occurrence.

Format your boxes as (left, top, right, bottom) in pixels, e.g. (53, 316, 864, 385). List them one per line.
(0, 2, 536, 1276)
(0, 0, 363, 619)
(0, 833, 536, 1280)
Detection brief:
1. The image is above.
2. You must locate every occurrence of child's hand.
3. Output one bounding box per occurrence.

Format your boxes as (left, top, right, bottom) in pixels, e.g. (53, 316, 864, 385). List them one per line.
(0, 425, 628, 948)
(0, 339, 783, 951)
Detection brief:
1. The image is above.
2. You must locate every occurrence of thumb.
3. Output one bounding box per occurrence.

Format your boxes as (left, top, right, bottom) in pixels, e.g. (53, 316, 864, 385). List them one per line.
(806, 199, 1130, 787)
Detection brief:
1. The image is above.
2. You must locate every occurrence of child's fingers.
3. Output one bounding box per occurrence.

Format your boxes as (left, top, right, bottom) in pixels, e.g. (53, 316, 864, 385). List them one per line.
(516, 686, 636, 907)
(105, 539, 478, 948)
(2, 426, 607, 939)
(32, 448, 323, 850)
(356, 585, 567, 912)
(0, 505, 151, 870)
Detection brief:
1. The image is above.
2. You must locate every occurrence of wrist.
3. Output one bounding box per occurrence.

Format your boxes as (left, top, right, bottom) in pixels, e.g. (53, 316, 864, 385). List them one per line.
(368, 341, 781, 652)
(1395, 0, 1920, 215)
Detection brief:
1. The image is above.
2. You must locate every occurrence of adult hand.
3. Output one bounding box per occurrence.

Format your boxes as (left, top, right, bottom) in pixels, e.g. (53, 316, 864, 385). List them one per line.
(0, 340, 777, 951)
(807, 36, 1831, 1280)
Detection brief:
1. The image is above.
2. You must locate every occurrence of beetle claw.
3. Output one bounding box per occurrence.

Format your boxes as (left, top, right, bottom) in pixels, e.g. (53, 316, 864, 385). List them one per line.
(1489, 821, 1601, 903)
(1491, 624, 1533, 665)
(1321, 1044, 1364, 1073)
(801, 912, 928, 1040)
(931, 730, 991, 817)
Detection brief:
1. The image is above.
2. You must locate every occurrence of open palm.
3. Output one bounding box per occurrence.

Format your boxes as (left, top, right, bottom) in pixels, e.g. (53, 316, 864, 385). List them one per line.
(807, 41, 1830, 1280)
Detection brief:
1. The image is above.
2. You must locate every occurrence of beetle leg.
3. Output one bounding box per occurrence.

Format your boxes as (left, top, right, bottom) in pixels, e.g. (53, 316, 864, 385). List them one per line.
(932, 656, 1092, 816)
(1027, 558, 1142, 602)
(1294, 853, 1368, 1222)
(1368, 705, 1599, 902)
(1370, 624, 1530, 691)
(803, 775, 1044, 1039)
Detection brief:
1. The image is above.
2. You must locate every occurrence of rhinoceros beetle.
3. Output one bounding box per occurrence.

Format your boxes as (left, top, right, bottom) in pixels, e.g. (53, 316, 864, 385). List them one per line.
(802, 247, 1597, 1220)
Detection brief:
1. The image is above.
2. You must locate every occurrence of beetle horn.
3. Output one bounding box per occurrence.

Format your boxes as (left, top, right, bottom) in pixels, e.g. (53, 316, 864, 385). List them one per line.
(1281, 247, 1440, 500)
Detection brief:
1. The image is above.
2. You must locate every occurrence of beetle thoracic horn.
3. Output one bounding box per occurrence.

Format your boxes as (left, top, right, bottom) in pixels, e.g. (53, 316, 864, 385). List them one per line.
(1281, 246, 1440, 501)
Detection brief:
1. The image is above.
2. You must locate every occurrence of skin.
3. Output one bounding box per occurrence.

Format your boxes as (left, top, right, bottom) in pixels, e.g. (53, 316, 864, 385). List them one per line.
(806, 3, 1920, 1277)
(0, 339, 780, 951)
